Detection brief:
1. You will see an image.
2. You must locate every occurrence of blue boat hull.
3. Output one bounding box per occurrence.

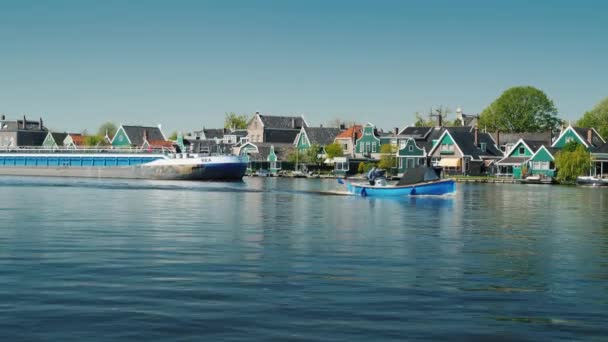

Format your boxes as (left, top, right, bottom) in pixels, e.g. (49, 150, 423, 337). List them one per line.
(346, 179, 456, 197)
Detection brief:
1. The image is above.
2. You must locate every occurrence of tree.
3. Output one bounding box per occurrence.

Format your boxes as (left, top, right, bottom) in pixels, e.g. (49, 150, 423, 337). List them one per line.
(84, 135, 103, 146)
(555, 142, 592, 183)
(168, 131, 178, 140)
(224, 112, 249, 130)
(305, 144, 323, 165)
(324, 143, 344, 160)
(377, 144, 396, 171)
(97, 122, 117, 138)
(577, 97, 608, 140)
(478, 86, 560, 132)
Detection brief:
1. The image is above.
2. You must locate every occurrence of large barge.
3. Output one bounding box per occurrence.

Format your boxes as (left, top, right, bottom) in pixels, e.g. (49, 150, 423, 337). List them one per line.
(0, 148, 247, 181)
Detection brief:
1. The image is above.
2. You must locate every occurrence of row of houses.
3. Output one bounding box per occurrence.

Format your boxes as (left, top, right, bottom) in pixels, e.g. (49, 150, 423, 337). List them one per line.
(3, 112, 607, 179)
(187, 112, 606, 179)
(0, 115, 173, 150)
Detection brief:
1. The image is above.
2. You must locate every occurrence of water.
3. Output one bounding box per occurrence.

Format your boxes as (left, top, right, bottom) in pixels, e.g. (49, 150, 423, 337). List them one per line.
(0, 177, 607, 341)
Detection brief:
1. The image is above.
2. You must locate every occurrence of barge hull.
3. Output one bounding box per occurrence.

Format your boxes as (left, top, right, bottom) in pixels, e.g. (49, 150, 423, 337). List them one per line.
(0, 163, 248, 181)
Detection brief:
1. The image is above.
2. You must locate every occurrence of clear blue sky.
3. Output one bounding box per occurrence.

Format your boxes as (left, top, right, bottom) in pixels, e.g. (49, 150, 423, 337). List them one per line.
(1, 0, 606, 134)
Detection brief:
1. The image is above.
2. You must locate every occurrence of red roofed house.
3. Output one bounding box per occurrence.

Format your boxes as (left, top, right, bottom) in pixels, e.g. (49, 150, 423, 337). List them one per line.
(333, 124, 363, 158)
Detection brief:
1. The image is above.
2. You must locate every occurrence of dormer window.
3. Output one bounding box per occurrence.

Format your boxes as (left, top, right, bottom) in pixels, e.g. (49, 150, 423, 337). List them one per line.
(519, 147, 525, 155)
(408, 145, 414, 152)
(480, 142, 486, 152)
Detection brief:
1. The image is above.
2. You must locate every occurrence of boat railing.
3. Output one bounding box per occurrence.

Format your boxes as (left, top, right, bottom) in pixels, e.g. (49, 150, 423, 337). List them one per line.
(0, 146, 174, 155)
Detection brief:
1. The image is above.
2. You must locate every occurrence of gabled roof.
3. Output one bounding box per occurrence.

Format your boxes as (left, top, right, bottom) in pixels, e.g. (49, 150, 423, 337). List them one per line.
(398, 126, 434, 138)
(530, 145, 558, 161)
(496, 156, 530, 165)
(552, 125, 605, 148)
(303, 127, 343, 146)
(489, 131, 553, 146)
(50, 132, 68, 145)
(242, 142, 294, 161)
(202, 128, 225, 139)
(258, 114, 307, 129)
(573, 127, 605, 148)
(430, 128, 502, 160)
(335, 125, 363, 140)
(121, 125, 166, 146)
(264, 129, 300, 143)
(227, 129, 248, 137)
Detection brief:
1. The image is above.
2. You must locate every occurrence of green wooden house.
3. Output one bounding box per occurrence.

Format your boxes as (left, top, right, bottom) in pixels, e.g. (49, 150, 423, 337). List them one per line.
(112, 125, 166, 148)
(495, 139, 538, 178)
(354, 123, 381, 159)
(397, 138, 427, 173)
(552, 125, 605, 149)
(527, 145, 557, 178)
(42, 132, 68, 149)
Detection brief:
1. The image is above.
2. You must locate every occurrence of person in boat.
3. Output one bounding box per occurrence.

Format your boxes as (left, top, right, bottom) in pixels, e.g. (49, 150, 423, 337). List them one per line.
(367, 167, 386, 185)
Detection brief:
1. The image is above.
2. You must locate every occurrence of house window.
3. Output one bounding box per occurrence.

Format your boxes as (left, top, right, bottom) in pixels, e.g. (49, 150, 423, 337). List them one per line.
(518, 147, 525, 155)
(343, 143, 348, 151)
(408, 145, 414, 152)
(372, 143, 377, 153)
(440, 144, 454, 154)
(366, 142, 371, 153)
(480, 142, 486, 151)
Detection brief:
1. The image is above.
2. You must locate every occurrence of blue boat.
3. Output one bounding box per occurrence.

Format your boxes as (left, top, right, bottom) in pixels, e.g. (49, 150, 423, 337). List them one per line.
(345, 178, 456, 197)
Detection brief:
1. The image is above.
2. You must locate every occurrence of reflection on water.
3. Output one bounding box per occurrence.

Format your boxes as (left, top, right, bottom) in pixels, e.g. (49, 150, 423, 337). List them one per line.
(0, 177, 607, 341)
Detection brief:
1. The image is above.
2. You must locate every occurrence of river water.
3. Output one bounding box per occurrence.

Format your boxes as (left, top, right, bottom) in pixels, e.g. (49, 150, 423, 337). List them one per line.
(0, 177, 606, 341)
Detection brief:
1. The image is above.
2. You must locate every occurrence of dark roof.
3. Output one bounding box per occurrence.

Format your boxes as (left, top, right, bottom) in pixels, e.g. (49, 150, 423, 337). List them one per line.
(50, 132, 68, 145)
(304, 127, 343, 146)
(17, 131, 47, 146)
(573, 127, 605, 148)
(446, 128, 502, 159)
(591, 143, 608, 154)
(264, 129, 300, 144)
(418, 127, 446, 153)
(203, 128, 225, 139)
(489, 131, 553, 146)
(228, 129, 248, 137)
(122, 125, 165, 145)
(496, 156, 530, 165)
(399, 126, 433, 138)
(258, 115, 307, 129)
(521, 140, 548, 152)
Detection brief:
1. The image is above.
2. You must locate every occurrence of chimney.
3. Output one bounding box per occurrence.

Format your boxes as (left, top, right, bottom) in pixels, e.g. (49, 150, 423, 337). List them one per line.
(456, 108, 463, 125)
(437, 114, 443, 128)
(291, 118, 295, 128)
(320, 124, 323, 128)
(495, 130, 500, 148)
(339, 123, 346, 130)
(548, 128, 553, 143)
(587, 129, 593, 146)
(1, 114, 5, 120)
(474, 126, 479, 147)
(23, 115, 27, 129)
(39, 117, 43, 130)
(394, 127, 399, 135)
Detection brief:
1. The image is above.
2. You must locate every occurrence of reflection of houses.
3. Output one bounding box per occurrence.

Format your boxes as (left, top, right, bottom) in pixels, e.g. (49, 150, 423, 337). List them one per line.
(428, 127, 502, 175)
(495, 139, 550, 178)
(294, 126, 343, 159)
(111, 125, 168, 149)
(0, 115, 48, 147)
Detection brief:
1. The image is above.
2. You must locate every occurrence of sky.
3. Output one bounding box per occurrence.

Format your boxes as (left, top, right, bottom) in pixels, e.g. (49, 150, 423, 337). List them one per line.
(0, 0, 607, 134)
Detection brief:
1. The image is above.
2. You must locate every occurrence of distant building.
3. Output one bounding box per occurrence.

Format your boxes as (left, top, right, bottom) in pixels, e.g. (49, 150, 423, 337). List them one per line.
(247, 112, 307, 144)
(455, 108, 479, 127)
(334, 124, 363, 158)
(0, 115, 48, 147)
(42, 132, 69, 149)
(112, 124, 167, 148)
